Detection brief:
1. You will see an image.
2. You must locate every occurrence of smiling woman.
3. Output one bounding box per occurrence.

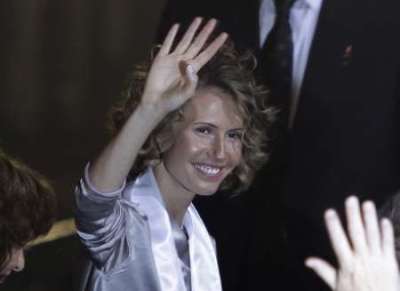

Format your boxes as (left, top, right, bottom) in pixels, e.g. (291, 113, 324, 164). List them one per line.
(75, 18, 272, 291)
(161, 87, 244, 198)
(110, 31, 271, 195)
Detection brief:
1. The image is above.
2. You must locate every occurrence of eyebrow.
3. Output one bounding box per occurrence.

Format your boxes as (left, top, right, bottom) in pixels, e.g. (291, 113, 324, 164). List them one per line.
(193, 122, 244, 131)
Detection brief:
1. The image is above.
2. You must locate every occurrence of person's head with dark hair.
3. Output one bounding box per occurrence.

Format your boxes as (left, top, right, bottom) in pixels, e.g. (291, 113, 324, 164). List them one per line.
(0, 150, 56, 283)
(109, 38, 273, 195)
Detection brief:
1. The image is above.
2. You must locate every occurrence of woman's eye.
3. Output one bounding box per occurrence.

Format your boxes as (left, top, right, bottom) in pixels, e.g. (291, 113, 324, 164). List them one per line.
(228, 131, 243, 140)
(195, 127, 211, 134)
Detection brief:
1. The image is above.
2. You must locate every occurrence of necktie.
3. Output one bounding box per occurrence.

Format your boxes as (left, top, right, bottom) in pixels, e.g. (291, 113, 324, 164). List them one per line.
(172, 222, 191, 291)
(255, 0, 297, 189)
(258, 0, 296, 126)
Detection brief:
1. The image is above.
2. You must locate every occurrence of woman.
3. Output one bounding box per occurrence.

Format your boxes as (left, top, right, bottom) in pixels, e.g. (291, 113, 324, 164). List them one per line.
(0, 149, 56, 284)
(75, 18, 271, 291)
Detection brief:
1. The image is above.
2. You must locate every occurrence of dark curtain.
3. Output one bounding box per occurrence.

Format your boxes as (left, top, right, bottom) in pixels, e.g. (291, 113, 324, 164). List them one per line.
(0, 1, 165, 290)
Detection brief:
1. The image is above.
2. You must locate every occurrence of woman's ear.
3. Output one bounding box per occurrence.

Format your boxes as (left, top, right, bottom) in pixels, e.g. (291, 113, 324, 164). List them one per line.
(155, 108, 185, 156)
(155, 130, 175, 155)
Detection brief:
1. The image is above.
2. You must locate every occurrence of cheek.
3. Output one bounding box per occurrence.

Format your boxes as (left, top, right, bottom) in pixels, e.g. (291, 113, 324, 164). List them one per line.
(233, 151, 243, 168)
(1, 259, 13, 273)
(0, 254, 12, 272)
(0, 263, 8, 274)
(164, 132, 200, 164)
(228, 143, 243, 166)
(176, 132, 207, 155)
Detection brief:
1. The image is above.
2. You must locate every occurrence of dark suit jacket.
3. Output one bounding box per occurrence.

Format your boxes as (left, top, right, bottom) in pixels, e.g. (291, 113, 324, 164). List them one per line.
(158, 0, 400, 290)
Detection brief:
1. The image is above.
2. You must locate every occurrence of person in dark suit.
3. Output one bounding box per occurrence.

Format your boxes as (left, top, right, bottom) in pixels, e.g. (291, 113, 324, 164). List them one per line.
(157, 1, 400, 290)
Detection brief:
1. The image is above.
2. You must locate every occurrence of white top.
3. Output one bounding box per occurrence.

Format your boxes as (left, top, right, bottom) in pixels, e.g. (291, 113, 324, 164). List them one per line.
(76, 166, 222, 291)
(259, 0, 324, 126)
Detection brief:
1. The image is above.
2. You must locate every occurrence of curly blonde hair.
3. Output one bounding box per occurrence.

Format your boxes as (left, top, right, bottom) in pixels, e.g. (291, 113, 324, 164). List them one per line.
(109, 39, 274, 194)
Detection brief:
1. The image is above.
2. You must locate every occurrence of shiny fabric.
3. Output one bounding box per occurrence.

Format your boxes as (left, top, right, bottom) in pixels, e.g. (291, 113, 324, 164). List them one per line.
(75, 166, 222, 291)
(171, 223, 191, 291)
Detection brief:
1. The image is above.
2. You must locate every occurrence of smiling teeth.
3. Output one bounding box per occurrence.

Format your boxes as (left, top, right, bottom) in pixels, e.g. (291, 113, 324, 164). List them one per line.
(194, 164, 221, 176)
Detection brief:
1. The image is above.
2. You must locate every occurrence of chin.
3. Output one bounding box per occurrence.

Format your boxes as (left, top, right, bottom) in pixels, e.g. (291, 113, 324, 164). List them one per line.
(189, 174, 230, 196)
(193, 184, 220, 196)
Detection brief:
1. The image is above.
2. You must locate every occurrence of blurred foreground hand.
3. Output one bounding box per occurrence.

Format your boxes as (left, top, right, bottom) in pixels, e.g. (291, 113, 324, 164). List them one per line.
(306, 196, 400, 291)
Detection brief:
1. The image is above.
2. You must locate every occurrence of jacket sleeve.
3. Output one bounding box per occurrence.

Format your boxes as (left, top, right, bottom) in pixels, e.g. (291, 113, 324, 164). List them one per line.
(74, 164, 132, 272)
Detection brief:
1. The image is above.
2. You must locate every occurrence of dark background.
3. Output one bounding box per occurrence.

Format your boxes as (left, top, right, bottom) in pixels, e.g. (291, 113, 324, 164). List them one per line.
(0, 1, 166, 290)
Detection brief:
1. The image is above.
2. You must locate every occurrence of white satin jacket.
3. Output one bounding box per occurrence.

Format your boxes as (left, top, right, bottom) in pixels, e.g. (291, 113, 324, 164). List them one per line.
(75, 166, 222, 291)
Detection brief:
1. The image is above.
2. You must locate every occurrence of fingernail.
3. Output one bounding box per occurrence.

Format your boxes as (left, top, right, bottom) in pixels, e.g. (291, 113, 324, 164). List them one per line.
(381, 218, 392, 228)
(325, 209, 336, 219)
(362, 200, 374, 212)
(304, 258, 314, 268)
(208, 19, 217, 26)
(346, 196, 358, 207)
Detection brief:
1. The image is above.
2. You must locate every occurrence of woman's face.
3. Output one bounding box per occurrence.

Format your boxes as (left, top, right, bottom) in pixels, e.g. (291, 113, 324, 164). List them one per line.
(0, 247, 25, 284)
(163, 87, 244, 196)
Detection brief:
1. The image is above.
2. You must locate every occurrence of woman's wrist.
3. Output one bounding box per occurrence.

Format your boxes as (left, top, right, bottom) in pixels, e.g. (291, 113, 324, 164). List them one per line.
(137, 95, 169, 122)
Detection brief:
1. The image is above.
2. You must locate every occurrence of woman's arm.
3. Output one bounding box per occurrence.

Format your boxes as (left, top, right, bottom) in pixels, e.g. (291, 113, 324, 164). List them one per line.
(88, 18, 227, 193)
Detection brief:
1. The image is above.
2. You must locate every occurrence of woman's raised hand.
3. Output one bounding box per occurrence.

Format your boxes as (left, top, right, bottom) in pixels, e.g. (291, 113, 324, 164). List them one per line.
(306, 196, 400, 291)
(141, 18, 228, 113)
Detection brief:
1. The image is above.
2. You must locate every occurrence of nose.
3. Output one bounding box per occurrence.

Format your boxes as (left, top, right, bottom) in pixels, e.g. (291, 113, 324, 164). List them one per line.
(12, 249, 25, 272)
(212, 135, 226, 160)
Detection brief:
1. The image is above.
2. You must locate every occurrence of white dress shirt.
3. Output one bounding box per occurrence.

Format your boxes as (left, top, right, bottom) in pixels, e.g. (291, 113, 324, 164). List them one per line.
(259, 0, 324, 126)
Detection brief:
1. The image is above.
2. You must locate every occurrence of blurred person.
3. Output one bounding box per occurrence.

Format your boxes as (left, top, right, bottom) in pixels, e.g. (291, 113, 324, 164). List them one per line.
(75, 18, 272, 291)
(307, 196, 400, 291)
(0, 149, 56, 284)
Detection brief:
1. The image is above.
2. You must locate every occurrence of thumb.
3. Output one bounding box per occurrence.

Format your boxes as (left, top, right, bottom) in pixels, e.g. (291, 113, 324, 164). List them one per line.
(305, 257, 336, 290)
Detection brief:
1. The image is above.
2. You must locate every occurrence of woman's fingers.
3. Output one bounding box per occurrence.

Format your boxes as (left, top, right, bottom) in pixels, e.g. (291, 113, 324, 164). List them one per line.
(158, 18, 227, 73)
(151, 18, 226, 110)
(159, 23, 180, 56)
(192, 32, 228, 71)
(305, 257, 336, 290)
(325, 209, 353, 268)
(346, 196, 368, 255)
(363, 200, 381, 253)
(173, 17, 203, 54)
(184, 18, 218, 59)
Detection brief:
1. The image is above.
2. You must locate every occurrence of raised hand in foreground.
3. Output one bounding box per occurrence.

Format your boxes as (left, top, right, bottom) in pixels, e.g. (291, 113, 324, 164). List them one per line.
(306, 196, 400, 291)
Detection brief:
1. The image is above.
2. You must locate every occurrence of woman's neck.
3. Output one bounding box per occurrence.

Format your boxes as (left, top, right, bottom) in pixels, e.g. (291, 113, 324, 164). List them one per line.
(153, 162, 195, 226)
